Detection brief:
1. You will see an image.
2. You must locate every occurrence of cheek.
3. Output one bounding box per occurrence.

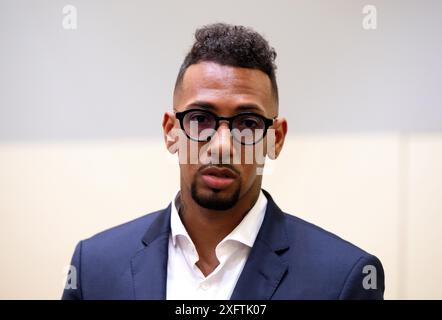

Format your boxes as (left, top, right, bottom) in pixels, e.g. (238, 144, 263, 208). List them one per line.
(238, 163, 258, 188)
(179, 164, 198, 182)
(235, 143, 267, 166)
(174, 134, 202, 166)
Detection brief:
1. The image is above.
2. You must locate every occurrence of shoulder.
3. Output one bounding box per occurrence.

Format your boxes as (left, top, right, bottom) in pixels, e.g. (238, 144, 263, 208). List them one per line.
(87, 209, 162, 242)
(80, 207, 167, 264)
(63, 207, 169, 299)
(276, 211, 384, 299)
(282, 212, 371, 259)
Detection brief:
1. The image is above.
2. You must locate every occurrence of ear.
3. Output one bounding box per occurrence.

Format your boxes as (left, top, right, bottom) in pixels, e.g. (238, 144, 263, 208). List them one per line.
(162, 111, 178, 154)
(268, 117, 287, 160)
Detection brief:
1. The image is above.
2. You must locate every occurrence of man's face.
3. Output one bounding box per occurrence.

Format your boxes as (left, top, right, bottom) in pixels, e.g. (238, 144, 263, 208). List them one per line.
(164, 61, 285, 210)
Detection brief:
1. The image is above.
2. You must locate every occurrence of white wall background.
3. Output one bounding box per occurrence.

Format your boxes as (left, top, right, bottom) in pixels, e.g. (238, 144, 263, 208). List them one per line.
(0, 0, 441, 299)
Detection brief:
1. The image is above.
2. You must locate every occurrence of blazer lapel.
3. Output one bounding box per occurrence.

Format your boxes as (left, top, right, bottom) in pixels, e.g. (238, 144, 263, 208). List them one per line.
(230, 190, 289, 300)
(130, 204, 171, 300)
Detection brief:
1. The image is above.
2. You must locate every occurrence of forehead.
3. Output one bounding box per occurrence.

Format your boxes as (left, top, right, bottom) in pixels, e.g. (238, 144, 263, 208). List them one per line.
(174, 61, 274, 116)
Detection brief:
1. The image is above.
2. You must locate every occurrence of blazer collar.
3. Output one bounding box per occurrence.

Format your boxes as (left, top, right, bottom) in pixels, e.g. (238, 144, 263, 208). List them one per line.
(130, 203, 171, 300)
(230, 189, 290, 299)
(131, 189, 290, 300)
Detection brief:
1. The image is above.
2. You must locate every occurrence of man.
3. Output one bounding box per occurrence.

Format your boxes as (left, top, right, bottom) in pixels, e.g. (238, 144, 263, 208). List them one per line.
(62, 23, 385, 300)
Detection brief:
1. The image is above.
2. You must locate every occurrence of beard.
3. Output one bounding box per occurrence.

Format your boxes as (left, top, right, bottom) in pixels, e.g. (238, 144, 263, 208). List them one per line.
(191, 166, 241, 211)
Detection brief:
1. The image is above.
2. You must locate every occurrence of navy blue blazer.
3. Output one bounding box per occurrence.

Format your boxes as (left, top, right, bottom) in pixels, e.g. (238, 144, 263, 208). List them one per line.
(62, 190, 385, 300)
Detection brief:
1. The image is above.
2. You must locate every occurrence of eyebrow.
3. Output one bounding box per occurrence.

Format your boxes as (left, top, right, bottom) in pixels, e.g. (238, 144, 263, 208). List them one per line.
(184, 101, 267, 115)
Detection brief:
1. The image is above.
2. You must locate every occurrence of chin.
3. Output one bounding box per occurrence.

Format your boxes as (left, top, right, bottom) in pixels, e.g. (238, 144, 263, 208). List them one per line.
(191, 182, 241, 211)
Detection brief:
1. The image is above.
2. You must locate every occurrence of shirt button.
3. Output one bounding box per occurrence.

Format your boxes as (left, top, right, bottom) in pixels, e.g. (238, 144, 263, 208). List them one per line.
(201, 283, 210, 290)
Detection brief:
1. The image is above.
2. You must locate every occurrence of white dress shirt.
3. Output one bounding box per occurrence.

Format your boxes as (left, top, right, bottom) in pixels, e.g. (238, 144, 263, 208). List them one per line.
(166, 190, 268, 300)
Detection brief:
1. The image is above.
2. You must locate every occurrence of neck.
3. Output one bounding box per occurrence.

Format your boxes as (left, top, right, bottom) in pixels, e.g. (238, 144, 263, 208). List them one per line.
(178, 182, 261, 275)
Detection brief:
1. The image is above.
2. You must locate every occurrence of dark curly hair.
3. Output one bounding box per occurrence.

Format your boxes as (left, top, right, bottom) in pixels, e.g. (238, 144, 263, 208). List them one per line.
(174, 23, 278, 105)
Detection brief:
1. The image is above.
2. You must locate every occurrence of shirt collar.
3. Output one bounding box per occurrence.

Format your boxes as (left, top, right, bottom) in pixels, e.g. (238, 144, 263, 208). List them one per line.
(170, 191, 191, 247)
(170, 190, 268, 249)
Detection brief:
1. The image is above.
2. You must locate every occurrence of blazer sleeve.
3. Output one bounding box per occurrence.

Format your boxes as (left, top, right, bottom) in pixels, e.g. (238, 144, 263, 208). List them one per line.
(61, 241, 83, 300)
(338, 254, 385, 300)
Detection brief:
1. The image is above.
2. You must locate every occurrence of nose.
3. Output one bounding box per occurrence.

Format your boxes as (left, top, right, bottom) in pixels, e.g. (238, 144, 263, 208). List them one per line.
(207, 121, 234, 163)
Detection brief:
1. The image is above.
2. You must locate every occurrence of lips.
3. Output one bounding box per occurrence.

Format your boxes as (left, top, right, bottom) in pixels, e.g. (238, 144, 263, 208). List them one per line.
(200, 166, 237, 190)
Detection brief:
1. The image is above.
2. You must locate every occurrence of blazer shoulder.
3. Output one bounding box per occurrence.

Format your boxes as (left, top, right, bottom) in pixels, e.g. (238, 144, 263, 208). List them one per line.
(63, 207, 170, 300)
(82, 207, 167, 258)
(274, 212, 384, 299)
(282, 211, 373, 260)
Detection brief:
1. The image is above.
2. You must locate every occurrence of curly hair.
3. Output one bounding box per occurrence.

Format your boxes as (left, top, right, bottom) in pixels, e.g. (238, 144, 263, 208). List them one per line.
(174, 23, 278, 104)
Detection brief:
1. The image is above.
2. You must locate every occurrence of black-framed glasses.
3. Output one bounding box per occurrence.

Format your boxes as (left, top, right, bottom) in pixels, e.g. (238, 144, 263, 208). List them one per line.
(175, 109, 275, 145)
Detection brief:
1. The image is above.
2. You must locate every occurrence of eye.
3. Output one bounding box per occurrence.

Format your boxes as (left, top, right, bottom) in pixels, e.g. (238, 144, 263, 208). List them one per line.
(191, 115, 207, 123)
(189, 113, 210, 124)
(239, 117, 259, 129)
